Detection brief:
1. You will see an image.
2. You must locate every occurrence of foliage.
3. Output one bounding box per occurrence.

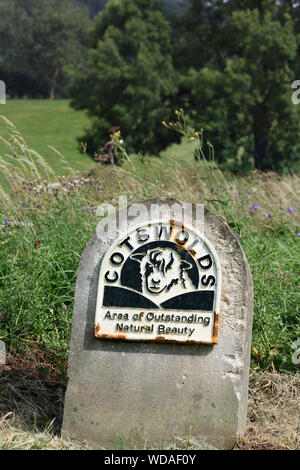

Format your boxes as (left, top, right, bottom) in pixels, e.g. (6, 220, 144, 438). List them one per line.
(69, 0, 180, 157)
(175, 0, 300, 172)
(78, 0, 109, 17)
(77, 0, 190, 17)
(0, 0, 90, 98)
(0, 115, 299, 372)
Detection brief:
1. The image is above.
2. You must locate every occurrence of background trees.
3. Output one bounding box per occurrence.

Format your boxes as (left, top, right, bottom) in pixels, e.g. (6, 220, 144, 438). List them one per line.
(0, 0, 90, 98)
(69, 0, 179, 155)
(0, 0, 299, 171)
(178, 0, 300, 171)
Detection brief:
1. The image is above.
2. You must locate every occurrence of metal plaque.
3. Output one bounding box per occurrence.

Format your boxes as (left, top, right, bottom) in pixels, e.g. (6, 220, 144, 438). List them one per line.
(95, 220, 221, 344)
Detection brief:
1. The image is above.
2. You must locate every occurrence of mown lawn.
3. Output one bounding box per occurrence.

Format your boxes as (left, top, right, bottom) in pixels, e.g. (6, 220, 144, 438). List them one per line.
(0, 99, 94, 175)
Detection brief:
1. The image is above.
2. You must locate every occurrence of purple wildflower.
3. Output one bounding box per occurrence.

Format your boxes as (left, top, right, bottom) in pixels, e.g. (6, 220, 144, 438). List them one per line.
(297, 233, 300, 237)
(262, 215, 266, 220)
(20, 221, 25, 227)
(235, 234, 240, 239)
(268, 213, 273, 218)
(4, 218, 10, 226)
(81, 207, 85, 212)
(252, 203, 259, 210)
(287, 206, 296, 214)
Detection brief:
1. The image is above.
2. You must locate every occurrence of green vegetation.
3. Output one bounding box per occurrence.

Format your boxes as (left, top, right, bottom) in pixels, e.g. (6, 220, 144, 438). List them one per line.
(0, 109, 299, 374)
(67, 0, 300, 171)
(2, 1, 300, 170)
(0, 0, 90, 98)
(176, 0, 300, 171)
(70, 0, 179, 156)
(0, 100, 94, 179)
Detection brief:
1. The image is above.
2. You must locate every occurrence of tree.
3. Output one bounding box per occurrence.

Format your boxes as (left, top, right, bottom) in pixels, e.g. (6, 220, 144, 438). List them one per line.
(0, 0, 90, 98)
(78, 0, 109, 17)
(69, 0, 179, 157)
(177, 0, 300, 171)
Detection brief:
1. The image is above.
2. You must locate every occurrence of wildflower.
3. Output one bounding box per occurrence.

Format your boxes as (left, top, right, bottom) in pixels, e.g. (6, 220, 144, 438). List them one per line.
(297, 233, 300, 237)
(268, 213, 273, 218)
(262, 216, 266, 220)
(251, 203, 259, 210)
(235, 234, 240, 239)
(61, 303, 67, 310)
(287, 206, 296, 214)
(161, 121, 166, 126)
(4, 218, 10, 226)
(259, 261, 263, 265)
(20, 221, 25, 227)
(175, 110, 179, 115)
(190, 137, 195, 141)
(80, 207, 85, 212)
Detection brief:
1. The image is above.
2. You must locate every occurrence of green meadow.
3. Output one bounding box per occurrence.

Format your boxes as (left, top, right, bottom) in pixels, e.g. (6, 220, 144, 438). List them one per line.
(0, 99, 94, 175)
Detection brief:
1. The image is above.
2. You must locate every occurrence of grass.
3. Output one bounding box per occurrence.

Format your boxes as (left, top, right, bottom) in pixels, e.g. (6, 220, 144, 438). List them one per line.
(0, 101, 299, 449)
(0, 99, 94, 179)
(0, 114, 299, 369)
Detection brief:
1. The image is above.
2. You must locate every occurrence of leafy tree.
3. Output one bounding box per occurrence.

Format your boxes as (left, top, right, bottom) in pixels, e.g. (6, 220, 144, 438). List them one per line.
(0, 0, 90, 98)
(78, 0, 109, 17)
(69, 0, 179, 157)
(177, 0, 300, 171)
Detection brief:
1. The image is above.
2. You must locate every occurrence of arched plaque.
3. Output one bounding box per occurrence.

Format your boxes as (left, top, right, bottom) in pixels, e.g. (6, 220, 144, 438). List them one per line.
(95, 220, 221, 344)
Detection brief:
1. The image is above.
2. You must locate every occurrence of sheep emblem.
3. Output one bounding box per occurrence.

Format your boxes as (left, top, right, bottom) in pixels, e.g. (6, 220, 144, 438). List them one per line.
(130, 247, 195, 303)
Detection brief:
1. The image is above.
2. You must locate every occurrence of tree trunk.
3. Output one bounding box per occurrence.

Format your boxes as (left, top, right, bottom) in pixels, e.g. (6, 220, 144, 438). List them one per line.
(49, 68, 59, 100)
(49, 85, 55, 100)
(253, 107, 271, 171)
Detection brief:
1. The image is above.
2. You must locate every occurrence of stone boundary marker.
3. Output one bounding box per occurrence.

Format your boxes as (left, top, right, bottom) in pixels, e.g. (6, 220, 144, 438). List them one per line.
(62, 198, 253, 449)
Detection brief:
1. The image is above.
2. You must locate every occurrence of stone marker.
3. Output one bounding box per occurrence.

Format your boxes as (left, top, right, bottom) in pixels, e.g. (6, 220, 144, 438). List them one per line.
(62, 198, 253, 449)
(0, 340, 6, 365)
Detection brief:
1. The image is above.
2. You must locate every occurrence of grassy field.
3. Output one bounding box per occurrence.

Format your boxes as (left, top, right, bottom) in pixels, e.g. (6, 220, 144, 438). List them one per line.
(0, 99, 299, 449)
(0, 99, 94, 176)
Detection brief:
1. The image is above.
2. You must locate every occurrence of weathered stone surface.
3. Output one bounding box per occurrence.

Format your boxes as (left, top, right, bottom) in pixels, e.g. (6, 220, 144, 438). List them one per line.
(62, 199, 253, 449)
(0, 340, 6, 365)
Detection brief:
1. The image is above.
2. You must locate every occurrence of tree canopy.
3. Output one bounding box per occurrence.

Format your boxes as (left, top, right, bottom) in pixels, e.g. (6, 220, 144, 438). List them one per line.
(177, 0, 300, 171)
(69, 0, 179, 156)
(1, 0, 300, 171)
(0, 0, 90, 98)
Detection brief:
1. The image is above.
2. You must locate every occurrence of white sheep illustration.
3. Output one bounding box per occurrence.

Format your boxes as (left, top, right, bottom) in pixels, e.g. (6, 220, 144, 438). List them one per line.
(130, 247, 195, 302)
